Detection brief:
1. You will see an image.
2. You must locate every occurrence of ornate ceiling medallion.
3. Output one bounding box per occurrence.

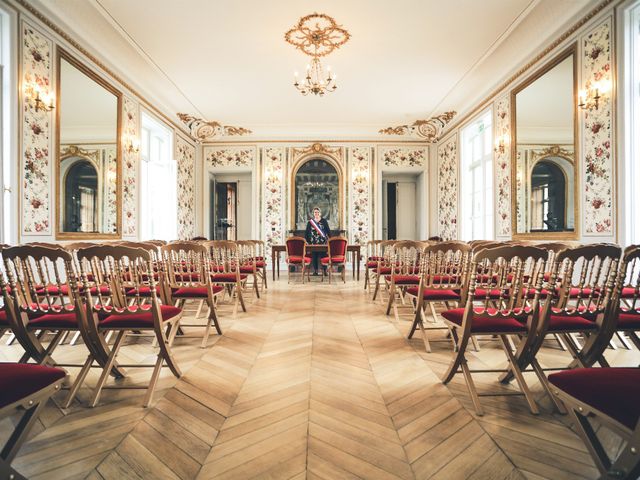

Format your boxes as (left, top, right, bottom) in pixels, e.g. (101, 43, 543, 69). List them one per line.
(177, 113, 251, 142)
(285, 13, 350, 57)
(379, 111, 457, 142)
(286, 13, 350, 97)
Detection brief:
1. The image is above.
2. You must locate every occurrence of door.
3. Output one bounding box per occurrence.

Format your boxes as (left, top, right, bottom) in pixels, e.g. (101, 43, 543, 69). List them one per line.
(212, 181, 237, 240)
(396, 181, 416, 240)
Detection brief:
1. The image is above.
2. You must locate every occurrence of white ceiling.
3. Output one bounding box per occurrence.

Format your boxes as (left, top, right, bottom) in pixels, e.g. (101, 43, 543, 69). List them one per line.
(35, 0, 598, 140)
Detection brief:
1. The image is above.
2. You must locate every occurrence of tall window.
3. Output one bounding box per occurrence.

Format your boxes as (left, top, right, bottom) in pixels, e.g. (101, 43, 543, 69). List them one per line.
(140, 112, 176, 240)
(460, 110, 493, 240)
(0, 8, 14, 244)
(624, 0, 640, 245)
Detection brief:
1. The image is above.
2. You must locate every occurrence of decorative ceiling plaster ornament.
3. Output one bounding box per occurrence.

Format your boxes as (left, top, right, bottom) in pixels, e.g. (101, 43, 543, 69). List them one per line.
(379, 111, 457, 142)
(177, 113, 251, 141)
(285, 13, 350, 57)
(290, 142, 344, 167)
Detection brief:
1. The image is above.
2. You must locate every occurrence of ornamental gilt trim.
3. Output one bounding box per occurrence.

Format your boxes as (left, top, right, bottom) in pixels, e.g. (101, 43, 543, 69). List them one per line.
(177, 113, 251, 141)
(285, 13, 350, 58)
(379, 111, 456, 142)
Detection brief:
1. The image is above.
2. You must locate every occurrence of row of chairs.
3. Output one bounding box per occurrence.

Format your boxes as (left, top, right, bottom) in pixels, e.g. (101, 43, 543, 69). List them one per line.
(365, 238, 640, 479)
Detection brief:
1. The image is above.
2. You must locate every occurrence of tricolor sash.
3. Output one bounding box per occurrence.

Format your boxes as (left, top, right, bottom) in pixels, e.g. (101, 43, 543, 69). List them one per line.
(309, 218, 326, 239)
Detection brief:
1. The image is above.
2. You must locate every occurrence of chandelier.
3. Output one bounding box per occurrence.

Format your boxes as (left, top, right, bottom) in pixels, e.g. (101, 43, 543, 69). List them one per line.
(285, 13, 350, 97)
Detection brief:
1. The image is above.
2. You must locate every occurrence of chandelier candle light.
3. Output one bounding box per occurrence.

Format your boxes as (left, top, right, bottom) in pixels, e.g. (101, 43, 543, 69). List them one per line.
(286, 13, 350, 97)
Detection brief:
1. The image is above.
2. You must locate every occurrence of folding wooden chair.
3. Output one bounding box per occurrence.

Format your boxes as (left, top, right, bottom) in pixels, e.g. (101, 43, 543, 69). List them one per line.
(371, 240, 397, 301)
(384, 241, 424, 321)
(73, 245, 182, 407)
(205, 240, 248, 316)
(0, 363, 66, 480)
(440, 245, 548, 416)
(237, 240, 262, 298)
(548, 367, 640, 479)
(161, 241, 224, 347)
(364, 240, 383, 291)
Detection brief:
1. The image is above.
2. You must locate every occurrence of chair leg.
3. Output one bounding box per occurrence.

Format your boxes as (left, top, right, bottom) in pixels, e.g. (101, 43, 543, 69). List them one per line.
(62, 354, 95, 408)
(90, 331, 126, 407)
(385, 283, 396, 316)
(567, 407, 612, 475)
(529, 356, 567, 414)
(0, 396, 50, 464)
(499, 335, 539, 415)
(143, 354, 165, 408)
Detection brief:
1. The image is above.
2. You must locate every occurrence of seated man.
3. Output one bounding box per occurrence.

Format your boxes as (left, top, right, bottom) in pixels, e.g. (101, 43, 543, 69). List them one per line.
(305, 207, 330, 276)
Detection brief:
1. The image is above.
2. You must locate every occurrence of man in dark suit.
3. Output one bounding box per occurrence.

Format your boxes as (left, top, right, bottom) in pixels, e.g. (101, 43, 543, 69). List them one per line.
(305, 207, 330, 275)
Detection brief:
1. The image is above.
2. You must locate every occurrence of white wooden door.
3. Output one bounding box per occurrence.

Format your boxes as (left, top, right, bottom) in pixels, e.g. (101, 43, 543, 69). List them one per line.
(396, 181, 416, 240)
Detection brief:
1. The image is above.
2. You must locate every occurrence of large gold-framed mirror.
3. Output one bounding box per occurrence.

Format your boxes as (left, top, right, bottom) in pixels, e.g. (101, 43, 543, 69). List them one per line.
(56, 49, 121, 239)
(511, 44, 578, 239)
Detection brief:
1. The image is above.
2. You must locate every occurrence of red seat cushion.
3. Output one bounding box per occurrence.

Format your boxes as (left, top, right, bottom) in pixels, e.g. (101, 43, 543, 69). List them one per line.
(0, 363, 66, 409)
(366, 261, 379, 268)
(211, 273, 248, 282)
(239, 266, 257, 274)
(428, 274, 461, 284)
(27, 305, 77, 329)
(547, 307, 598, 332)
(548, 368, 640, 430)
(173, 285, 223, 298)
(406, 287, 460, 301)
(287, 256, 311, 264)
(0, 309, 7, 326)
(320, 256, 346, 264)
(473, 288, 505, 299)
(99, 305, 182, 329)
(368, 256, 383, 261)
(618, 311, 640, 329)
(126, 286, 159, 297)
(621, 287, 638, 299)
(441, 308, 528, 333)
(384, 274, 420, 285)
(373, 267, 392, 275)
(255, 261, 266, 268)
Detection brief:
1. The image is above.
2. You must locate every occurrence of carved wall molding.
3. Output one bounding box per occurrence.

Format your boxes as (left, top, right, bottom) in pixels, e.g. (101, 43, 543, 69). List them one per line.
(379, 111, 456, 142)
(177, 113, 251, 142)
(290, 142, 345, 168)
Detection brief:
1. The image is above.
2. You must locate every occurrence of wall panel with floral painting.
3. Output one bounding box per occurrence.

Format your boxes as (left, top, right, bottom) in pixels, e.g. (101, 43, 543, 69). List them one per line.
(21, 21, 53, 235)
(581, 16, 613, 235)
(437, 133, 458, 240)
(122, 96, 139, 237)
(494, 95, 512, 239)
(262, 147, 285, 252)
(348, 147, 371, 245)
(176, 134, 196, 240)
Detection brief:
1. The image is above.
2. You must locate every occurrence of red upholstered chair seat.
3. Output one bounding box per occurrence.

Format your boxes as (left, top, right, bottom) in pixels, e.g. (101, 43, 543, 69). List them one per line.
(621, 287, 639, 299)
(287, 256, 311, 264)
(384, 274, 420, 285)
(0, 309, 8, 326)
(174, 273, 201, 282)
(211, 273, 248, 282)
(618, 311, 640, 329)
(548, 368, 640, 430)
(126, 286, 159, 297)
(173, 285, 224, 298)
(0, 363, 66, 408)
(373, 267, 392, 275)
(28, 312, 78, 329)
(473, 288, 506, 299)
(255, 261, 266, 268)
(368, 256, 383, 261)
(428, 274, 461, 284)
(441, 308, 528, 333)
(366, 261, 380, 268)
(99, 305, 182, 329)
(253, 256, 265, 261)
(406, 287, 461, 301)
(239, 266, 257, 274)
(321, 256, 346, 264)
(35, 283, 111, 296)
(546, 306, 598, 331)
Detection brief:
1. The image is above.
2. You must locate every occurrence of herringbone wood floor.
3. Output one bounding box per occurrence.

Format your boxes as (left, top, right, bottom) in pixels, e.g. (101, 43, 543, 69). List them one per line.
(1, 275, 638, 479)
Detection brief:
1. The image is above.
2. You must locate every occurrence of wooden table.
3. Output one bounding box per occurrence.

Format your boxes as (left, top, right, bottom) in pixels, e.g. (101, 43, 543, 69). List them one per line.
(271, 244, 361, 281)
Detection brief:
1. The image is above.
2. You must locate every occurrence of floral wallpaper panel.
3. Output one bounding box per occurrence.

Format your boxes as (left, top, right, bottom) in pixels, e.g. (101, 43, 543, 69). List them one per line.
(348, 147, 371, 245)
(105, 147, 118, 233)
(205, 146, 256, 168)
(494, 95, 512, 238)
(437, 134, 458, 240)
(122, 96, 139, 237)
(582, 16, 613, 235)
(262, 147, 285, 252)
(379, 146, 427, 168)
(176, 135, 196, 240)
(21, 21, 53, 235)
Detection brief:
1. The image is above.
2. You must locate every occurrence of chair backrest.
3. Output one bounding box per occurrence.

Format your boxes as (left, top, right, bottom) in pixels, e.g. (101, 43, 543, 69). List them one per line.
(285, 236, 306, 258)
(616, 244, 640, 310)
(204, 240, 240, 275)
(366, 240, 383, 260)
(235, 240, 257, 271)
(328, 237, 348, 257)
(465, 245, 548, 315)
(387, 240, 423, 276)
(424, 241, 471, 289)
(161, 242, 209, 288)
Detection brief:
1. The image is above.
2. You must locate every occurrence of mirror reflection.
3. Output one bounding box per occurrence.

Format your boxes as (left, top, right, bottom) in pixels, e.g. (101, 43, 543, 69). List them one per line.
(294, 159, 339, 230)
(58, 56, 119, 235)
(514, 52, 576, 235)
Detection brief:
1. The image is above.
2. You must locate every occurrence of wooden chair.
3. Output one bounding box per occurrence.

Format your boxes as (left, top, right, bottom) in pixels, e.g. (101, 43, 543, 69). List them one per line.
(236, 240, 262, 298)
(501, 243, 621, 413)
(548, 367, 640, 479)
(321, 237, 348, 284)
(161, 241, 224, 347)
(384, 241, 424, 321)
(406, 241, 471, 352)
(364, 240, 383, 291)
(285, 236, 310, 284)
(371, 240, 397, 301)
(249, 240, 268, 290)
(440, 245, 548, 416)
(205, 240, 248, 316)
(0, 363, 66, 480)
(74, 245, 182, 407)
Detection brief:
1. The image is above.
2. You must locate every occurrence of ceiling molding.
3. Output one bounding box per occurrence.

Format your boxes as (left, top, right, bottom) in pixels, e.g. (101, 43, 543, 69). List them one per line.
(177, 113, 252, 142)
(379, 111, 456, 142)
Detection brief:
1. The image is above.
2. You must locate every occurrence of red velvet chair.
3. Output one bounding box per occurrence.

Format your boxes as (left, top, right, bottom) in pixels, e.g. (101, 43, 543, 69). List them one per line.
(548, 368, 640, 479)
(285, 237, 310, 284)
(0, 363, 66, 479)
(321, 237, 348, 284)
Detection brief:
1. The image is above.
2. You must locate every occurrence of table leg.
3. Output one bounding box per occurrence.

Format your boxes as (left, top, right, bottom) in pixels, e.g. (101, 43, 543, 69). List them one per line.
(357, 252, 361, 281)
(276, 251, 281, 279)
(272, 250, 276, 282)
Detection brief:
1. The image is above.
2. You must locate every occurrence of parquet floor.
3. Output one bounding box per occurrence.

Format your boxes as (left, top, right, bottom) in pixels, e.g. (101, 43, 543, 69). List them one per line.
(1, 274, 638, 479)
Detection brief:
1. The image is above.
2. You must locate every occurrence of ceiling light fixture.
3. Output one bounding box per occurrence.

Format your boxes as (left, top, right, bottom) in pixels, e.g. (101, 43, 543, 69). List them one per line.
(285, 13, 350, 97)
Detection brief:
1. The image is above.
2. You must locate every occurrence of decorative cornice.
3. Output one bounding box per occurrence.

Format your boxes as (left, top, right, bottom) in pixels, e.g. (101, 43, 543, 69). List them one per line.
(177, 113, 252, 142)
(290, 142, 344, 166)
(379, 111, 456, 142)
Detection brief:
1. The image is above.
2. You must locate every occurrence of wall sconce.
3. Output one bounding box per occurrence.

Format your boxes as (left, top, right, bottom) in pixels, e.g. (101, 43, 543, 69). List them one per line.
(25, 83, 54, 112)
(124, 136, 140, 154)
(494, 133, 510, 155)
(579, 80, 610, 111)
